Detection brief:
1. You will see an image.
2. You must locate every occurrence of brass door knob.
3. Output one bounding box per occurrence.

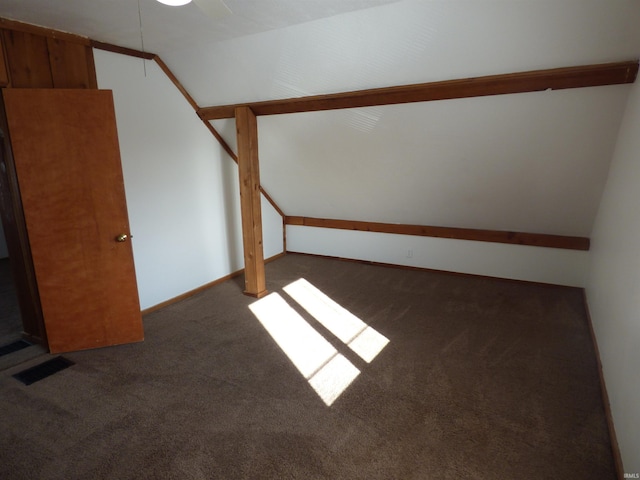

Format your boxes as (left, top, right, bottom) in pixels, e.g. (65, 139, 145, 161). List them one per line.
(116, 233, 128, 242)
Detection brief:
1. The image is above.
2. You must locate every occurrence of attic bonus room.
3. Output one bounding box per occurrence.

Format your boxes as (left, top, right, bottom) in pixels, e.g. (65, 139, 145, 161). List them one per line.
(0, 1, 639, 479)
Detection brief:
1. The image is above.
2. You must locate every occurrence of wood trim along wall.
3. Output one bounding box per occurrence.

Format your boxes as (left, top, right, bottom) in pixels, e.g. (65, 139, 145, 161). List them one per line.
(198, 60, 639, 120)
(285, 216, 590, 251)
(140, 252, 285, 315)
(581, 290, 625, 479)
(0, 17, 91, 46)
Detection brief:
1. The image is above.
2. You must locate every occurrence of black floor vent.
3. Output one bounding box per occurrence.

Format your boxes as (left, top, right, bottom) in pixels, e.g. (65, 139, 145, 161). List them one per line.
(0, 340, 32, 357)
(13, 357, 75, 385)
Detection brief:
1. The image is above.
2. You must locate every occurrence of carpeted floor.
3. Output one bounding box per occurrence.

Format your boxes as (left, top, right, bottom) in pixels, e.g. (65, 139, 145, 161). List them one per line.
(0, 253, 615, 479)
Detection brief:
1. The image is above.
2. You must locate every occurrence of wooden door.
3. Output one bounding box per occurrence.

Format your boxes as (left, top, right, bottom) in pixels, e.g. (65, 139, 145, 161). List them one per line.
(2, 89, 143, 353)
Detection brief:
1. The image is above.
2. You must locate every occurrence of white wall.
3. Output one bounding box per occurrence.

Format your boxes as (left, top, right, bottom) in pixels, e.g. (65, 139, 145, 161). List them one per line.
(288, 226, 589, 287)
(587, 72, 640, 473)
(94, 50, 283, 310)
(256, 88, 628, 238)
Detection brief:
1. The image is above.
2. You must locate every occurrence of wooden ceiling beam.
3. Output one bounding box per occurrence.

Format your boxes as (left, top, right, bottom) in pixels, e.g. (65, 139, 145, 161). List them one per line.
(198, 60, 639, 120)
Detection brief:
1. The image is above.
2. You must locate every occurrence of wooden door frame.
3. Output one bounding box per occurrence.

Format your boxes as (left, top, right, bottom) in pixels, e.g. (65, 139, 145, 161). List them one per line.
(0, 90, 47, 346)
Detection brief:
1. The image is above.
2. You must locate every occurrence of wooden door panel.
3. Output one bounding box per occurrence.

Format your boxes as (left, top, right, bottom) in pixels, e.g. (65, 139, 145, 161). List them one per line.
(2, 89, 143, 353)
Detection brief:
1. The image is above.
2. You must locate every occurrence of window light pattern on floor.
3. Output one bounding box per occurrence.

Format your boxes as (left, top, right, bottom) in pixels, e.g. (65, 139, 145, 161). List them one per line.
(249, 279, 389, 406)
(283, 278, 389, 363)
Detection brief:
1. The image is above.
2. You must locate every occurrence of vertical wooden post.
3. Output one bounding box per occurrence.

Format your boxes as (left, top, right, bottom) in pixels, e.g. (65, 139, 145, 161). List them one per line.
(235, 106, 267, 298)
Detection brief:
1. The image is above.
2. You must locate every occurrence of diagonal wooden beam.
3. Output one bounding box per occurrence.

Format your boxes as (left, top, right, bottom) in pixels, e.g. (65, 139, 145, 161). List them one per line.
(154, 56, 198, 110)
(150, 56, 285, 218)
(86, 37, 286, 219)
(198, 60, 639, 120)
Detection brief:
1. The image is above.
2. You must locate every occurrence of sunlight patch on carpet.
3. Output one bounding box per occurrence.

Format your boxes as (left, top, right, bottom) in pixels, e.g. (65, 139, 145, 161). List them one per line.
(249, 292, 360, 406)
(250, 280, 388, 406)
(308, 354, 360, 407)
(283, 278, 389, 363)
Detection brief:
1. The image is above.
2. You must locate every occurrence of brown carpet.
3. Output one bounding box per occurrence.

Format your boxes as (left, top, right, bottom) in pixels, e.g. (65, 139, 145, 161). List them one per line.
(0, 253, 615, 479)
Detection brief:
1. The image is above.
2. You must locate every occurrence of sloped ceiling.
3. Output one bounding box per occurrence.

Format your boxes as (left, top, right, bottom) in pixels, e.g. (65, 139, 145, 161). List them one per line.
(2, 1, 639, 237)
(0, 0, 402, 53)
(204, 1, 640, 237)
(253, 87, 630, 237)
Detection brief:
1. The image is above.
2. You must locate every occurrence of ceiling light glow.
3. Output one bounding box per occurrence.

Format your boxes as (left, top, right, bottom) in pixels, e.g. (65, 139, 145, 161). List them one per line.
(156, 0, 192, 6)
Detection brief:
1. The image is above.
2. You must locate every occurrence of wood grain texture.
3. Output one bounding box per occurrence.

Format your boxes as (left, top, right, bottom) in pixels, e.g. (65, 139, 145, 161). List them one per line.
(2, 30, 53, 88)
(47, 37, 96, 88)
(0, 17, 90, 45)
(0, 35, 8, 86)
(285, 216, 590, 251)
(4, 89, 144, 353)
(199, 61, 639, 119)
(236, 106, 267, 298)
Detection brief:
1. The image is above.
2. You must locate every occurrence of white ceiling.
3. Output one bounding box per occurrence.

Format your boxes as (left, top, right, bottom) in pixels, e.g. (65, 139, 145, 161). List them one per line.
(1, 0, 638, 107)
(2, 1, 640, 237)
(2, 0, 637, 105)
(0, 0, 401, 54)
